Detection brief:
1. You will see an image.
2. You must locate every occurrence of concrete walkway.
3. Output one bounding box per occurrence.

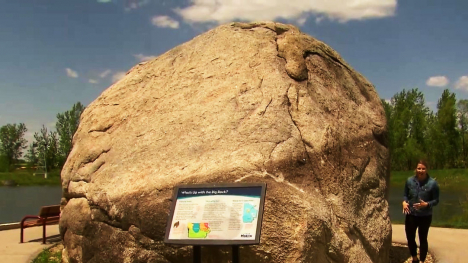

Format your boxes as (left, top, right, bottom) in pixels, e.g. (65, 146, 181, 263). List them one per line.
(0, 224, 467, 263)
(392, 224, 468, 263)
(0, 225, 60, 263)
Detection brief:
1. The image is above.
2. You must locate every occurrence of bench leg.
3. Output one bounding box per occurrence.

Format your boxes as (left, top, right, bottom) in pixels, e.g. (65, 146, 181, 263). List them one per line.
(20, 226, 24, 243)
(43, 222, 46, 244)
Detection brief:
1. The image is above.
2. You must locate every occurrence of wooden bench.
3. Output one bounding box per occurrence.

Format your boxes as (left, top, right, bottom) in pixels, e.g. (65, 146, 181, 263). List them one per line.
(20, 205, 61, 244)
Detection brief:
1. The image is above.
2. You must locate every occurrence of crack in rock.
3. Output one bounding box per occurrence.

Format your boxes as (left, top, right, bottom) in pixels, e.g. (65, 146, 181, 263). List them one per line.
(88, 123, 114, 133)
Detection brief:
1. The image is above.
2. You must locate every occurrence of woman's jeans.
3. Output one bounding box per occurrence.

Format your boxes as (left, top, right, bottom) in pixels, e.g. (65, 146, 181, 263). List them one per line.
(405, 214, 432, 261)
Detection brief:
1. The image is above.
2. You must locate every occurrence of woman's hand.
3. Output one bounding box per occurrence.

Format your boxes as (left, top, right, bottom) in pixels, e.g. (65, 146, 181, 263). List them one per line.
(413, 199, 428, 210)
(402, 201, 411, 214)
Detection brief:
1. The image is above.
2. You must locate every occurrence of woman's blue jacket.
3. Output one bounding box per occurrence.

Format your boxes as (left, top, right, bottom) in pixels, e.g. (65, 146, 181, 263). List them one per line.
(403, 175, 440, 216)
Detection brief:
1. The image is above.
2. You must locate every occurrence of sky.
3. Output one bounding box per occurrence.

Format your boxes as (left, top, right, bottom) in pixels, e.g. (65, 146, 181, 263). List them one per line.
(0, 0, 467, 144)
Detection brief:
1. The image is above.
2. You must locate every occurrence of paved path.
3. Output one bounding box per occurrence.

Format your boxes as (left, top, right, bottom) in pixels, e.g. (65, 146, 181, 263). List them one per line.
(1, 224, 467, 263)
(0, 225, 60, 263)
(392, 224, 468, 263)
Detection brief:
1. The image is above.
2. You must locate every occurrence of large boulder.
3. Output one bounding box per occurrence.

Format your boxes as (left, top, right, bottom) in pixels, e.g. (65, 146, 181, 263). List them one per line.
(60, 22, 391, 263)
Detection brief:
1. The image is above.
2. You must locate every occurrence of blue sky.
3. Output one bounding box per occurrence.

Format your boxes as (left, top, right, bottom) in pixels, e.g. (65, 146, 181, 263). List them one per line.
(1, 0, 467, 144)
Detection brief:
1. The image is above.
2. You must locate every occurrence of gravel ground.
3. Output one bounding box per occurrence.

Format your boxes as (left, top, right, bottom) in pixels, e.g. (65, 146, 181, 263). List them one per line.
(48, 243, 63, 254)
(391, 242, 435, 263)
(47, 242, 435, 262)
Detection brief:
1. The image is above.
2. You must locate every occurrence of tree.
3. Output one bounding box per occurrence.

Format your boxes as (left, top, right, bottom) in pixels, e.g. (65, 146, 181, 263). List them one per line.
(425, 112, 443, 169)
(387, 89, 430, 170)
(34, 125, 59, 171)
(24, 143, 39, 165)
(457, 99, 468, 167)
(56, 102, 85, 166)
(0, 123, 28, 170)
(0, 154, 8, 172)
(382, 98, 395, 162)
(436, 89, 459, 168)
(381, 99, 392, 124)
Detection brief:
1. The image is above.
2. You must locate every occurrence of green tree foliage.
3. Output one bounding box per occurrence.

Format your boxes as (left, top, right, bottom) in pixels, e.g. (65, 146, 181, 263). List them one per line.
(34, 125, 59, 170)
(386, 89, 429, 170)
(382, 99, 392, 124)
(425, 112, 443, 168)
(384, 88, 465, 170)
(435, 89, 459, 168)
(0, 123, 28, 170)
(0, 154, 9, 172)
(24, 143, 39, 165)
(56, 102, 85, 166)
(457, 99, 468, 167)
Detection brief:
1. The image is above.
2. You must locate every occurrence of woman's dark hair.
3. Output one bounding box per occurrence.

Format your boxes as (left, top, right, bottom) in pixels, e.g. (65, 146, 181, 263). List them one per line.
(417, 160, 429, 169)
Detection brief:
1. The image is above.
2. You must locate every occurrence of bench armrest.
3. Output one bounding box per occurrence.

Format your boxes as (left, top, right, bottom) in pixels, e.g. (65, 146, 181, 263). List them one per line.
(21, 216, 41, 225)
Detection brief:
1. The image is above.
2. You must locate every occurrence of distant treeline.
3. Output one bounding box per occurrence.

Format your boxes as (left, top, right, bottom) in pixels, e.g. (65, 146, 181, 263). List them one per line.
(1, 88, 467, 172)
(383, 88, 468, 170)
(0, 102, 85, 172)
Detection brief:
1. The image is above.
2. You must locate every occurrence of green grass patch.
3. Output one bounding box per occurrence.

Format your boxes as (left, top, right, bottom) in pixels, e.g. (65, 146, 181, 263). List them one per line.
(32, 246, 62, 263)
(392, 220, 468, 229)
(390, 168, 468, 191)
(0, 168, 61, 186)
(390, 168, 468, 229)
(432, 220, 468, 229)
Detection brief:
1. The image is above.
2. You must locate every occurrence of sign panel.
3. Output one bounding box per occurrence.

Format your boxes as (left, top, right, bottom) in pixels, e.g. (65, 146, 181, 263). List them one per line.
(164, 183, 267, 245)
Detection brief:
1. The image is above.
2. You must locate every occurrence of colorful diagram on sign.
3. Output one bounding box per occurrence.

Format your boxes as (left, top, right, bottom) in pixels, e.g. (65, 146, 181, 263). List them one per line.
(187, 222, 211, 238)
(242, 203, 258, 223)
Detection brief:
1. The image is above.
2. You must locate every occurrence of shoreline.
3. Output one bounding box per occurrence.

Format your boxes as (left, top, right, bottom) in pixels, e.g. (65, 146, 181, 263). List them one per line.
(0, 184, 61, 187)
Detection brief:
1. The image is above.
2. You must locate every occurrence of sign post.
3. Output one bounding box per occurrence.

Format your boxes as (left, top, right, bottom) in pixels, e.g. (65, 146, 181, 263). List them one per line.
(232, 245, 239, 263)
(193, 245, 201, 263)
(164, 183, 267, 262)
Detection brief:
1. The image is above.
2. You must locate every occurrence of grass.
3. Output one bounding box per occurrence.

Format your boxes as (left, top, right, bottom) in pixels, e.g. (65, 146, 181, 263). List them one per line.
(2, 166, 467, 229)
(0, 168, 61, 186)
(32, 245, 62, 263)
(390, 168, 468, 229)
(391, 219, 468, 229)
(390, 168, 468, 192)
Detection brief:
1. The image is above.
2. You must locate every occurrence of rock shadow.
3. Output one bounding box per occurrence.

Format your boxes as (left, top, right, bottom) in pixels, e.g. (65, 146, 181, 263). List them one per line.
(390, 243, 410, 263)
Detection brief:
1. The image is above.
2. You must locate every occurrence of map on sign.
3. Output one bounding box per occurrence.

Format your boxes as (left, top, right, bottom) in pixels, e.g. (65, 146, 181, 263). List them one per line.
(164, 183, 266, 245)
(187, 222, 211, 238)
(242, 203, 258, 223)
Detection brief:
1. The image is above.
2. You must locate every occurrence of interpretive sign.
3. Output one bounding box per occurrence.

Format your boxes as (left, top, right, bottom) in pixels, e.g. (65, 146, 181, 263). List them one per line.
(164, 183, 267, 245)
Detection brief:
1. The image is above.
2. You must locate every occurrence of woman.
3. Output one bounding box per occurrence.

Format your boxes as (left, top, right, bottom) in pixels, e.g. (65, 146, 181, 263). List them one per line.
(402, 160, 440, 263)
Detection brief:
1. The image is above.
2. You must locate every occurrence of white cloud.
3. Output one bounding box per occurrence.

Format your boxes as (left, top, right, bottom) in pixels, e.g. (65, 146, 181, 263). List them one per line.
(426, 101, 436, 107)
(112, 71, 126, 82)
(152, 15, 180, 29)
(425, 101, 437, 111)
(24, 131, 35, 146)
(426, 76, 449, 87)
(296, 17, 307, 26)
(455, 76, 468, 92)
(89, 79, 99, 84)
(175, 0, 397, 24)
(134, 54, 157, 62)
(99, 69, 112, 78)
(315, 16, 325, 23)
(46, 122, 56, 130)
(125, 0, 150, 10)
(65, 68, 78, 78)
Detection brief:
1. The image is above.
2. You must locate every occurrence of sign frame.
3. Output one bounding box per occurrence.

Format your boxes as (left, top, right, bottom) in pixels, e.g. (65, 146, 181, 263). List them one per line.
(164, 182, 267, 245)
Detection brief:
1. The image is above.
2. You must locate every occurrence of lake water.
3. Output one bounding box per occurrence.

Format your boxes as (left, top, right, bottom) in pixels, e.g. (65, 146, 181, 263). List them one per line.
(0, 186, 62, 224)
(0, 186, 465, 224)
(388, 186, 465, 223)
